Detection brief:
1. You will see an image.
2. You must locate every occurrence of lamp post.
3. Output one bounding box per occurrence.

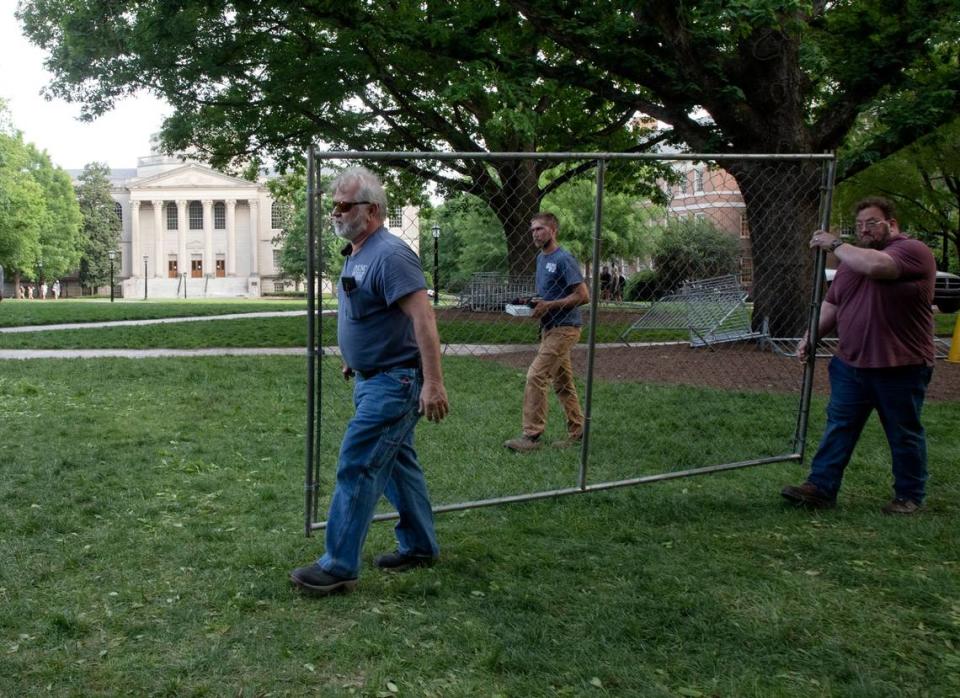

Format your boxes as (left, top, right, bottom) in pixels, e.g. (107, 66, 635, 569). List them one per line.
(107, 250, 116, 302)
(143, 256, 149, 300)
(431, 223, 440, 307)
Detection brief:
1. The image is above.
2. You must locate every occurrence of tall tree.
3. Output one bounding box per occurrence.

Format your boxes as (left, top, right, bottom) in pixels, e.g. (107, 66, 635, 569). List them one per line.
(75, 163, 121, 290)
(25, 144, 83, 282)
(834, 118, 960, 271)
(509, 0, 960, 334)
(18, 0, 667, 278)
(0, 131, 44, 285)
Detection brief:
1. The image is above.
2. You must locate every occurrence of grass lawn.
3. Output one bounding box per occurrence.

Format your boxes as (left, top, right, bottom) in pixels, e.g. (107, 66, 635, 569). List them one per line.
(2, 354, 959, 696)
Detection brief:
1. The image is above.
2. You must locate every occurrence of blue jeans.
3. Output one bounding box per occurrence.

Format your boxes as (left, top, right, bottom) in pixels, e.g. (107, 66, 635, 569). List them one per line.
(808, 358, 932, 503)
(318, 366, 439, 578)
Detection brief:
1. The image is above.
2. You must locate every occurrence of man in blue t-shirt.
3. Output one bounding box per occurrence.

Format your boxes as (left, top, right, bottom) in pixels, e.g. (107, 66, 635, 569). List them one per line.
(291, 167, 449, 596)
(504, 212, 589, 452)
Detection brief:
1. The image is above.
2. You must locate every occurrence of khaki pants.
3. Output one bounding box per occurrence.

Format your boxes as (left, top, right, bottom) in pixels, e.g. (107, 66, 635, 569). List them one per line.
(522, 325, 584, 438)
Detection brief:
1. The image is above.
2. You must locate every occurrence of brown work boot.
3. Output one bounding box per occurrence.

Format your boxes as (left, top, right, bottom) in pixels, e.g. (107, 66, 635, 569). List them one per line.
(881, 498, 922, 515)
(503, 434, 542, 452)
(780, 481, 836, 509)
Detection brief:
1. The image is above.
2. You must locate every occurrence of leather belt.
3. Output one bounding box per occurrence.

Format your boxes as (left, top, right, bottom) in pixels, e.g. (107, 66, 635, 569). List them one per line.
(355, 358, 421, 380)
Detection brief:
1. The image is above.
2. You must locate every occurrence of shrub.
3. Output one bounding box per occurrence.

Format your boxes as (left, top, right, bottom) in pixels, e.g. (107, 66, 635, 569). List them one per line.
(652, 218, 739, 294)
(625, 270, 659, 302)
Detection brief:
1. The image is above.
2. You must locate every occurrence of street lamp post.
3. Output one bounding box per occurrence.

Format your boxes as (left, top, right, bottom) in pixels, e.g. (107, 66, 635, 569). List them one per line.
(143, 256, 149, 300)
(431, 223, 440, 307)
(107, 250, 117, 302)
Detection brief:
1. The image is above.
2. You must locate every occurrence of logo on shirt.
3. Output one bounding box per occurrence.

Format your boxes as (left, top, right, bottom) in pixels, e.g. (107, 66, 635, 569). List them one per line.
(352, 264, 369, 283)
(545, 262, 557, 273)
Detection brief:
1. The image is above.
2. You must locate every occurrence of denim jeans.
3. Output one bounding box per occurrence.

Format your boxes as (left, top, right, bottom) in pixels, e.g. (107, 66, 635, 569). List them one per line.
(318, 366, 439, 578)
(808, 357, 933, 503)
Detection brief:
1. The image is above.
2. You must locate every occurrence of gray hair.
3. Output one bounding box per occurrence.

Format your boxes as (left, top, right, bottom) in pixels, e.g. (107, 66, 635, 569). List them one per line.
(331, 166, 388, 224)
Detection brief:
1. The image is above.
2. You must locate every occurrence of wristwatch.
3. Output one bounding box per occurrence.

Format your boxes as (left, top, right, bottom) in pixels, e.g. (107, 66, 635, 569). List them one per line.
(828, 238, 845, 252)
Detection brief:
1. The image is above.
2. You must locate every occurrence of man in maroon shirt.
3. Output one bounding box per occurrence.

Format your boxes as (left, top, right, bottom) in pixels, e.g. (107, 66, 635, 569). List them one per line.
(782, 197, 936, 514)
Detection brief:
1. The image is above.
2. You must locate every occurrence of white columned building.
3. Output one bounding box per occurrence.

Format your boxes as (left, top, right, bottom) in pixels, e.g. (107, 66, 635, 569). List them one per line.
(106, 156, 285, 298)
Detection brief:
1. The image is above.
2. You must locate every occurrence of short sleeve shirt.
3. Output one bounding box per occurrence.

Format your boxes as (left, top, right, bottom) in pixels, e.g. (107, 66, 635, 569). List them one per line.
(337, 228, 426, 372)
(825, 236, 935, 367)
(536, 247, 584, 329)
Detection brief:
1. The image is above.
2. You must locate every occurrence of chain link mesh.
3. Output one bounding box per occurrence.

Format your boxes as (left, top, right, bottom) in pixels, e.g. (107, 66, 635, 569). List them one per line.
(310, 153, 830, 525)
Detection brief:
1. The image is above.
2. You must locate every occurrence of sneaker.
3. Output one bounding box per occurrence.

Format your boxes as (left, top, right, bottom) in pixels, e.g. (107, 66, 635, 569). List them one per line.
(374, 550, 437, 572)
(503, 434, 542, 452)
(881, 498, 922, 515)
(780, 481, 836, 509)
(290, 564, 358, 596)
(551, 434, 582, 449)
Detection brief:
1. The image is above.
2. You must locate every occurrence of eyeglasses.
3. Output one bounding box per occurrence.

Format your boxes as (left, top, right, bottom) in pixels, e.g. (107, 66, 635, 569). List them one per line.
(332, 201, 371, 214)
(855, 217, 888, 231)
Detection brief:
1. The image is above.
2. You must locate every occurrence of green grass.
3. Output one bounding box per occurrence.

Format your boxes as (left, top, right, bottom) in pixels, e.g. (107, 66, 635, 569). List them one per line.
(2, 355, 959, 696)
(0, 298, 308, 328)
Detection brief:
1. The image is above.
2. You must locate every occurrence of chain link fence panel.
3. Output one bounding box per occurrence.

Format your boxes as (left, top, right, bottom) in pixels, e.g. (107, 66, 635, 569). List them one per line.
(305, 151, 834, 533)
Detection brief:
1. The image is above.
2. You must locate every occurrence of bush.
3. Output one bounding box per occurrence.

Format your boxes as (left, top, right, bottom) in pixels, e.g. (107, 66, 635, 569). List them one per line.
(652, 218, 740, 293)
(625, 270, 659, 302)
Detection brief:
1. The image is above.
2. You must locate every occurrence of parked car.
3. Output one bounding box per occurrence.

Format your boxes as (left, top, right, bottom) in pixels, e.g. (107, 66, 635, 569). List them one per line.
(824, 268, 960, 313)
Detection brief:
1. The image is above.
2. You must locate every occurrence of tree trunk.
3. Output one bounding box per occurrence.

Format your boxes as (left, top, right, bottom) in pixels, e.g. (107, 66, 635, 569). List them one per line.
(488, 159, 542, 278)
(729, 160, 824, 339)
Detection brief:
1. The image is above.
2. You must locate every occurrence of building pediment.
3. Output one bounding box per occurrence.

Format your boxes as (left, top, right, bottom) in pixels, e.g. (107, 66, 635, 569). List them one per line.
(130, 163, 261, 191)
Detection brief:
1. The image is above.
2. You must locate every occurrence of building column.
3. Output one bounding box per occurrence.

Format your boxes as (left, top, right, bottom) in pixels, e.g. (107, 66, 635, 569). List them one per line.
(202, 199, 214, 277)
(248, 199, 259, 277)
(130, 201, 141, 277)
(226, 199, 237, 276)
(152, 200, 165, 277)
(177, 199, 188, 278)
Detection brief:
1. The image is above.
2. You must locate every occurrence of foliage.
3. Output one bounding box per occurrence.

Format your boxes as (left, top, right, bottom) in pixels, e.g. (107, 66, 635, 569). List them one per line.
(0, 131, 44, 277)
(542, 176, 663, 268)
(75, 163, 121, 289)
(27, 145, 83, 281)
(652, 218, 741, 294)
(834, 117, 960, 271)
(426, 194, 510, 292)
(16, 0, 670, 277)
(624, 269, 658, 303)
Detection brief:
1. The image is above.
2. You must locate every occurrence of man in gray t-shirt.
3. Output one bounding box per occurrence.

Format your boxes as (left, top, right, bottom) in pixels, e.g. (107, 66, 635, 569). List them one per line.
(504, 212, 589, 452)
(291, 167, 449, 596)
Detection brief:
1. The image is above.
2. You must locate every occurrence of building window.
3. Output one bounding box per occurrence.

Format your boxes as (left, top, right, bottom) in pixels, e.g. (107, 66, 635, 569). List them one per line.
(271, 201, 286, 230)
(389, 206, 403, 229)
(739, 215, 750, 239)
(678, 176, 688, 195)
(214, 202, 226, 230)
(739, 256, 753, 286)
(114, 202, 123, 224)
(694, 168, 705, 193)
(189, 201, 203, 230)
(272, 249, 282, 269)
(166, 203, 178, 230)
(694, 212, 706, 222)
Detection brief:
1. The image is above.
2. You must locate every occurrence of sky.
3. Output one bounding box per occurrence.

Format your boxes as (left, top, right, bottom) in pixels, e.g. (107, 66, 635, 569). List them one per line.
(1, 0, 170, 170)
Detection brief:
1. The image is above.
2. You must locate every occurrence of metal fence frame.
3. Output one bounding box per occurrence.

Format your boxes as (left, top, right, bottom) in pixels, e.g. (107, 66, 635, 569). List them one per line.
(304, 149, 836, 535)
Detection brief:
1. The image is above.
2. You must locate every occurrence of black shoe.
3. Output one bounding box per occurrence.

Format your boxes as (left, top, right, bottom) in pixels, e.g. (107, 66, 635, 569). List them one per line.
(780, 481, 836, 509)
(374, 550, 437, 572)
(290, 564, 358, 595)
(881, 498, 922, 515)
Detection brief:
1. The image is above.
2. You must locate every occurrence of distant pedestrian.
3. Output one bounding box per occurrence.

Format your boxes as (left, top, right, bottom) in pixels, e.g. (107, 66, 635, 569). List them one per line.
(41, 282, 48, 300)
(52, 280, 61, 300)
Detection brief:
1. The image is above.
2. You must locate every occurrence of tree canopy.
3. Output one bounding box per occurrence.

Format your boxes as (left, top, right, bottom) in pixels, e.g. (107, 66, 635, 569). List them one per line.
(18, 0, 960, 332)
(0, 102, 82, 283)
(75, 163, 122, 289)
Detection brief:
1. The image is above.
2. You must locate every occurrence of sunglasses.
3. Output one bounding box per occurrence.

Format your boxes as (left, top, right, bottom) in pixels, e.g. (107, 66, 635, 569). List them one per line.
(332, 201, 371, 214)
